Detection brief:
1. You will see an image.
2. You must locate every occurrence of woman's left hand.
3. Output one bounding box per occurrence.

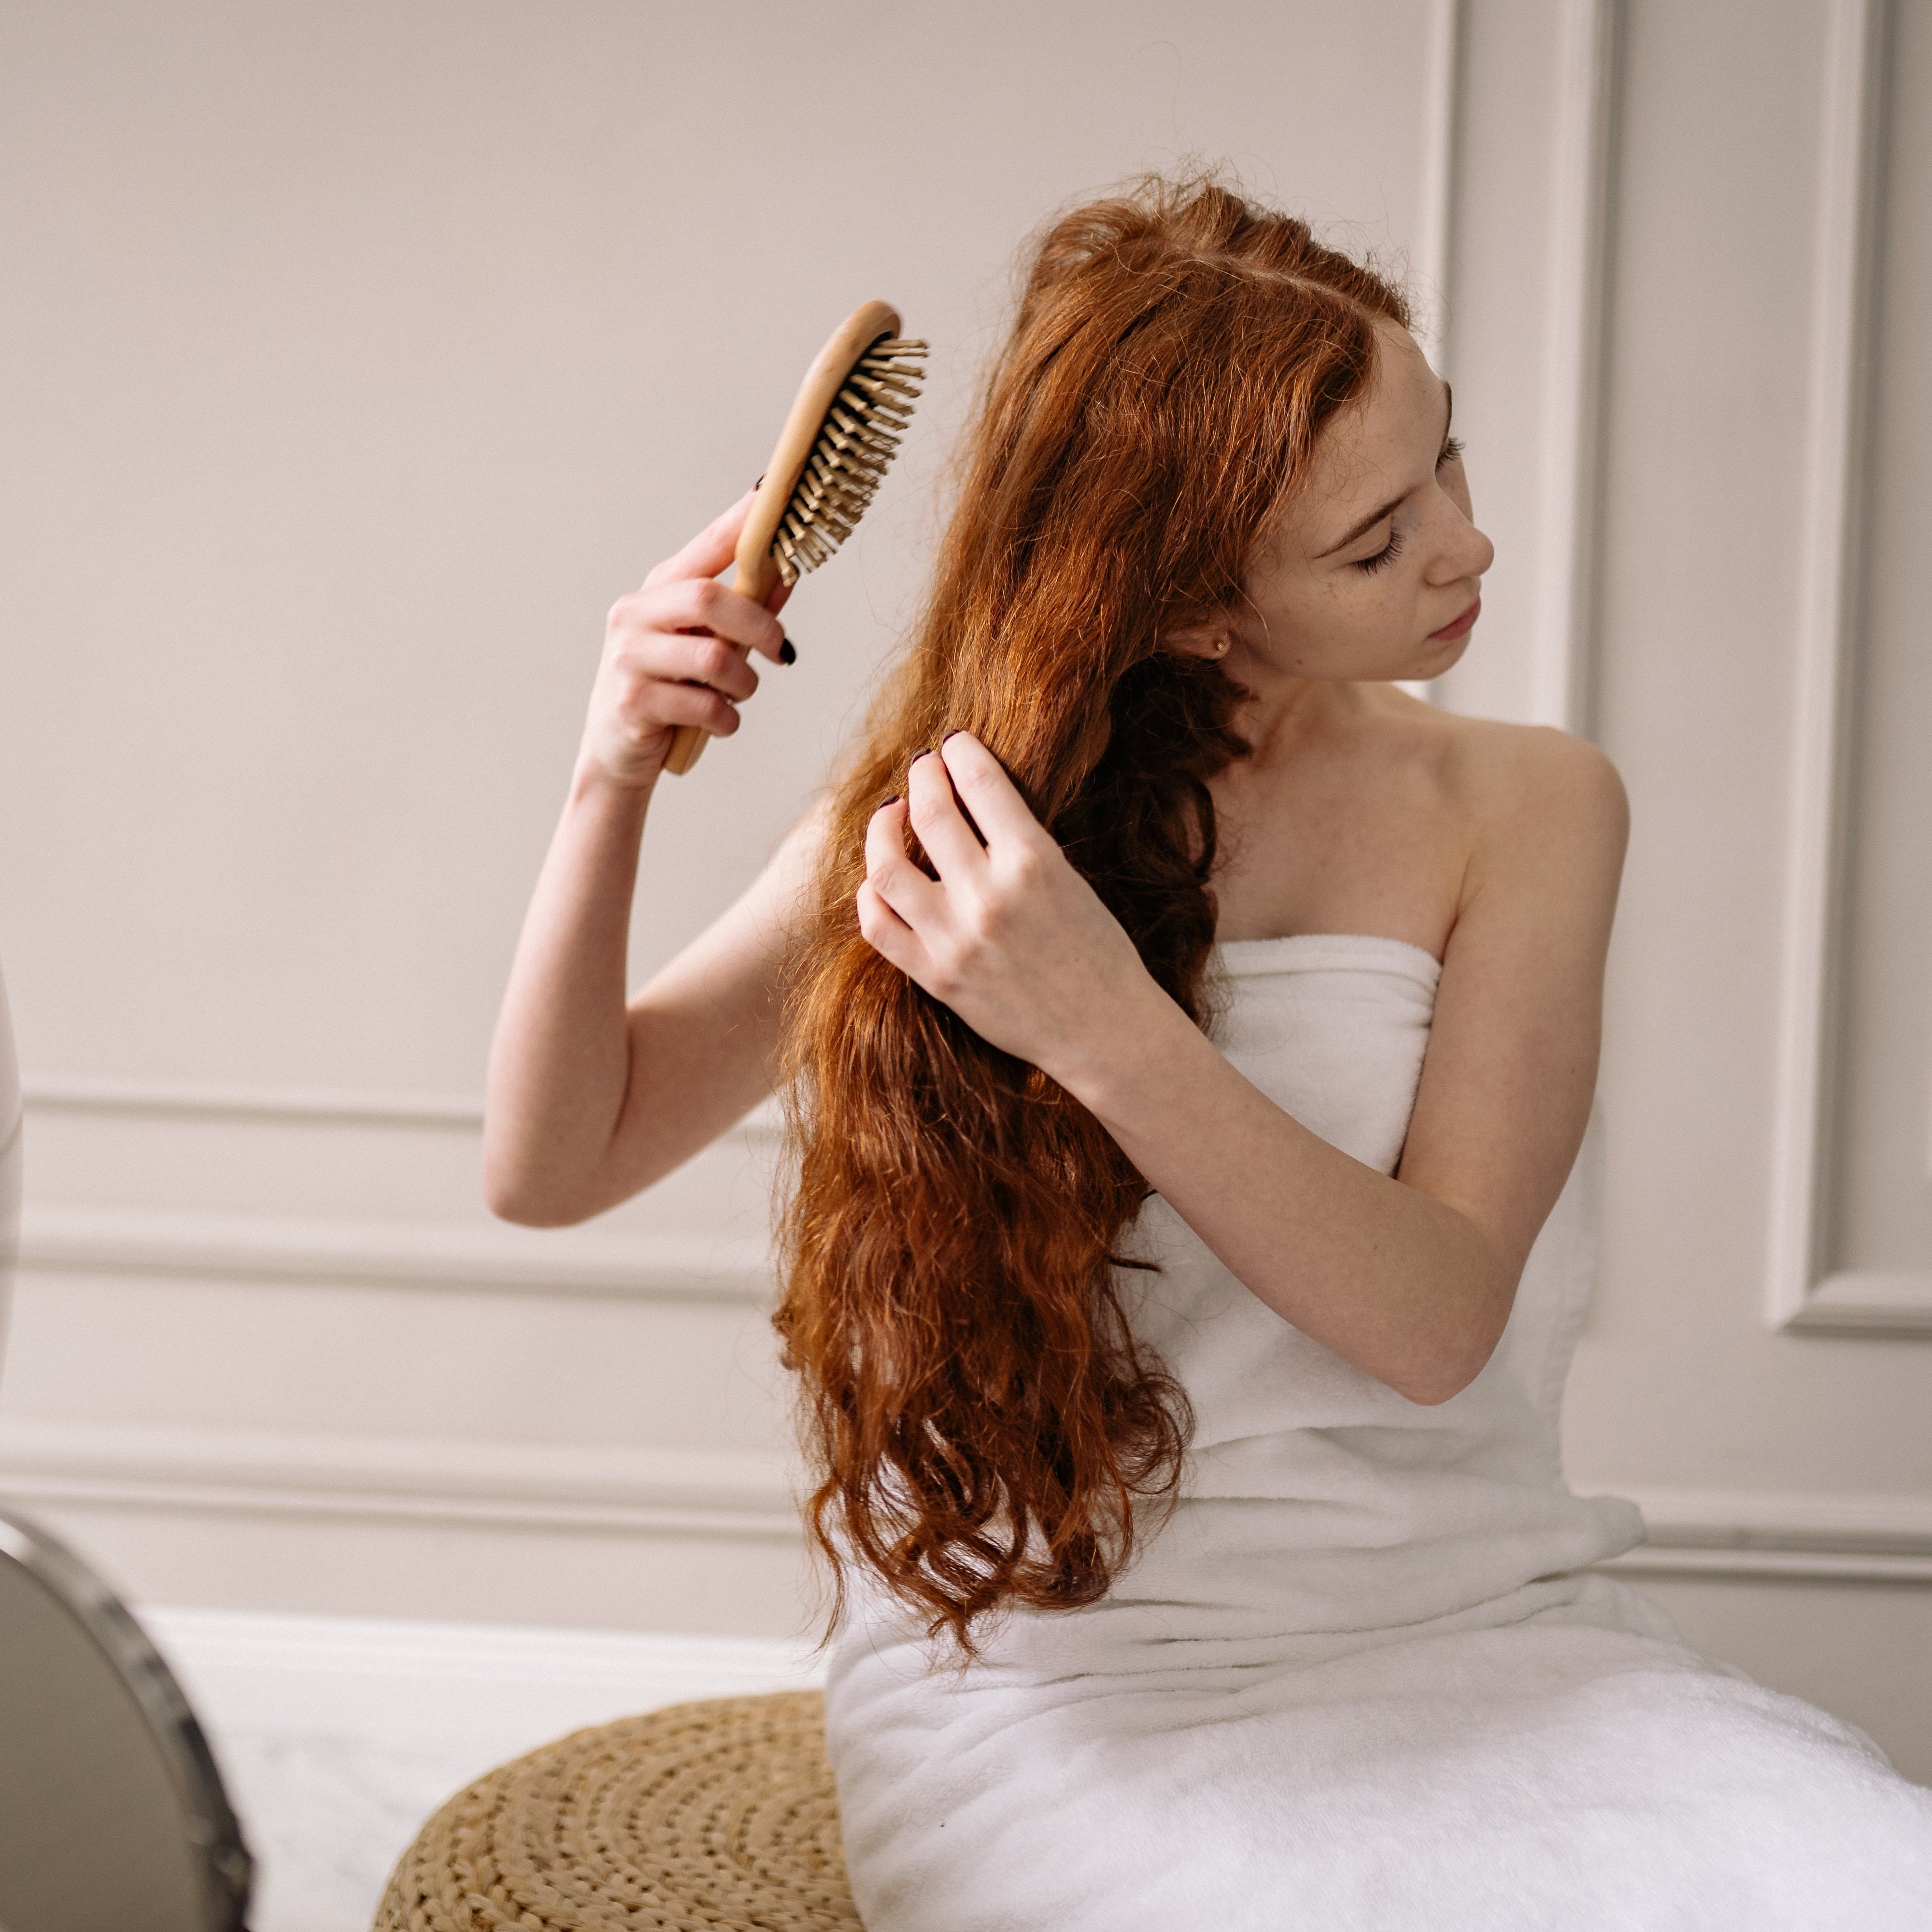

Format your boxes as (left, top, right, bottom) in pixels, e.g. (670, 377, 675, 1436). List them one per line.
(857, 733, 1171, 1092)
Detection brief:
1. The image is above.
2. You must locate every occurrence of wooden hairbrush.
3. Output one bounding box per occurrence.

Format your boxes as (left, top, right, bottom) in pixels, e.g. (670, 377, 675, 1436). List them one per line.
(664, 299, 927, 775)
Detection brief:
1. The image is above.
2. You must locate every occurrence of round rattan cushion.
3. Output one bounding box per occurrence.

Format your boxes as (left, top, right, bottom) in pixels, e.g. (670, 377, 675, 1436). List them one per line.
(373, 1689, 862, 1931)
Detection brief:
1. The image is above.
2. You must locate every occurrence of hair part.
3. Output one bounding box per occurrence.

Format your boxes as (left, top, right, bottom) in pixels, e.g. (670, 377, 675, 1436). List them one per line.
(776, 174, 1412, 1655)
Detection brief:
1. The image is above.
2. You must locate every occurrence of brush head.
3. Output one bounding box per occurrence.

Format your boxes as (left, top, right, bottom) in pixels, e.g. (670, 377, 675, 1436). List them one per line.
(770, 333, 927, 586)
(730, 300, 927, 606)
(664, 302, 926, 777)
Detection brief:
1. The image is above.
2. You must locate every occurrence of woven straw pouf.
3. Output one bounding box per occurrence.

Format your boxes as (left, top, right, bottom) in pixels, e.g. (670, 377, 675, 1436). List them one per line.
(373, 1689, 863, 1931)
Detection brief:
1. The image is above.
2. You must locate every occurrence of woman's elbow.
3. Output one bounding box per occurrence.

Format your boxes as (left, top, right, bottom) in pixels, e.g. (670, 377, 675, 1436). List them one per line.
(1399, 1315, 1510, 1406)
(482, 1149, 593, 1227)
(1401, 1364, 1480, 1407)
(1393, 1283, 1515, 1405)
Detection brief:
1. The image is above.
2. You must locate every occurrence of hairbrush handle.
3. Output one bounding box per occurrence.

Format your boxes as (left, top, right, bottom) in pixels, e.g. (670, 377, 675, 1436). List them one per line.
(663, 301, 904, 778)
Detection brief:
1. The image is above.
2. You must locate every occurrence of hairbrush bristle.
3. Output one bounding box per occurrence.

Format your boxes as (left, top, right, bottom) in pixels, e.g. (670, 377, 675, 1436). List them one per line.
(772, 334, 927, 586)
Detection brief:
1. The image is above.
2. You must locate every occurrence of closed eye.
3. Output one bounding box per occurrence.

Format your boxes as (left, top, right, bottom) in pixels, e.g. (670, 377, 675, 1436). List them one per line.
(1355, 525, 1405, 575)
(1438, 435, 1465, 468)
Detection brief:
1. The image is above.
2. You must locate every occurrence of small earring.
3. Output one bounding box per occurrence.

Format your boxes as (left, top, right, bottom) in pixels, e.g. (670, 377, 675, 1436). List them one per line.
(1212, 636, 1230, 658)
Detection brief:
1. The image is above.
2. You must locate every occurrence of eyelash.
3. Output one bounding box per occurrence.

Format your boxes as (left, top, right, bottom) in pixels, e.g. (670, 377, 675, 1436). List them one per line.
(1356, 527, 1405, 575)
(1355, 440, 1466, 574)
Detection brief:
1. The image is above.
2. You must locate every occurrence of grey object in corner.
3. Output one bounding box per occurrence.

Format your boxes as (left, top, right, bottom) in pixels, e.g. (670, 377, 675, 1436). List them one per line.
(0, 968, 254, 1930)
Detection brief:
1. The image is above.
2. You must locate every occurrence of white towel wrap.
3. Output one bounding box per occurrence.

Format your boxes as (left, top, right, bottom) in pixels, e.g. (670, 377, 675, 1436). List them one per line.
(824, 935, 1932, 1930)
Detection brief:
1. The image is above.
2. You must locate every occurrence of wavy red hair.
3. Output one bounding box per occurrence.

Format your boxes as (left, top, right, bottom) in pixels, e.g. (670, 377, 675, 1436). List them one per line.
(775, 177, 1412, 1652)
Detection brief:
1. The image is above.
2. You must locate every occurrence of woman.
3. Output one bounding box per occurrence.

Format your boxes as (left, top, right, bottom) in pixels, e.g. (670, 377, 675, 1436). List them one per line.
(486, 180, 1932, 1929)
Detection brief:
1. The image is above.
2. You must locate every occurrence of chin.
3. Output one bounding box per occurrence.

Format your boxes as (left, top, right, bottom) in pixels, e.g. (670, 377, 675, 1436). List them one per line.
(1414, 629, 1474, 678)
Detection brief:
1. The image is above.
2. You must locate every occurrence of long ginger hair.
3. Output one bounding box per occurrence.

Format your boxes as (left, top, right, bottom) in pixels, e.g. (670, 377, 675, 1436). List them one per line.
(776, 178, 1412, 1652)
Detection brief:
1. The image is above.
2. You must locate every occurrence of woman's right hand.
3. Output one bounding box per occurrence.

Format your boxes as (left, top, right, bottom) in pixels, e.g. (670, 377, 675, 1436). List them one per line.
(582, 491, 794, 789)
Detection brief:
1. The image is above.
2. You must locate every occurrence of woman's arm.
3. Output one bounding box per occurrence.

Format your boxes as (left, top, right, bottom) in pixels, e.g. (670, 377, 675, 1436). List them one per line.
(856, 728, 1627, 1406)
(483, 496, 815, 1227)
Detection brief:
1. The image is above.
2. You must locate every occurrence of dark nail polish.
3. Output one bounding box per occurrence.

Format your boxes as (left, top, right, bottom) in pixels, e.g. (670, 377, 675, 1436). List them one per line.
(941, 728, 964, 743)
(909, 747, 932, 763)
(779, 637, 796, 666)
(881, 794, 900, 808)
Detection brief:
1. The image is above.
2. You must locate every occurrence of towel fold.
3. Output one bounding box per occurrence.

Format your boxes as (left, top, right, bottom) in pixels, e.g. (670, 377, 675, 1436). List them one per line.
(824, 936, 1932, 1929)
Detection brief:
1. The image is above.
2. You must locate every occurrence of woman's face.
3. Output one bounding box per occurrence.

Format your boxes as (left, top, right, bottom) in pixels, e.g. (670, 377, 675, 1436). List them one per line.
(1226, 319, 1493, 685)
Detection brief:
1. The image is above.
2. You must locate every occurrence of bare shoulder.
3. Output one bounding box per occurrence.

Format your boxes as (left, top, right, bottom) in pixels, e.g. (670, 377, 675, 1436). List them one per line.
(1430, 713, 1627, 871)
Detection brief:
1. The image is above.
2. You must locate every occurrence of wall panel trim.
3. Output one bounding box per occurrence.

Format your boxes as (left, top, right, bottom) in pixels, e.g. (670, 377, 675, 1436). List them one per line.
(0, 1418, 802, 1542)
(21, 1076, 783, 1143)
(1526, 0, 1621, 735)
(17, 1203, 773, 1302)
(1412, 0, 1464, 366)
(1765, 0, 1932, 1337)
(24, 1077, 485, 1131)
(4, 1418, 1925, 1584)
(1593, 1483, 1932, 1584)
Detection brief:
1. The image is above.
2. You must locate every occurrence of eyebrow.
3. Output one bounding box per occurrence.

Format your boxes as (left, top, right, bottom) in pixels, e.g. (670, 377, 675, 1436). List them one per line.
(1315, 381, 1455, 559)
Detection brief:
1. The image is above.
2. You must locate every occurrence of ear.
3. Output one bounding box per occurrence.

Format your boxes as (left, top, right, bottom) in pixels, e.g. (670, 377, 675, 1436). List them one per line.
(1159, 619, 1232, 661)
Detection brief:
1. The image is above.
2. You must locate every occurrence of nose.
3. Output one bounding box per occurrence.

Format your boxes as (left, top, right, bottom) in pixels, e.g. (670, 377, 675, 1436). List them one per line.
(1430, 499, 1493, 587)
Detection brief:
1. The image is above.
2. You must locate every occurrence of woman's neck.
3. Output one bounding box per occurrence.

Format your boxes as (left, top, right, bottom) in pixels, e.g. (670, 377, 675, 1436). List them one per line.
(1228, 669, 1380, 766)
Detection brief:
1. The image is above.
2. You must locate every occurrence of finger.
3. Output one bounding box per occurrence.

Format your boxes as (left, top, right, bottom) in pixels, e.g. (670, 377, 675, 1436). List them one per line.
(647, 680, 740, 738)
(641, 490, 758, 590)
(906, 748, 991, 883)
(647, 630, 759, 703)
(864, 798, 946, 928)
(648, 578, 788, 664)
(855, 879, 926, 978)
(938, 732, 1054, 854)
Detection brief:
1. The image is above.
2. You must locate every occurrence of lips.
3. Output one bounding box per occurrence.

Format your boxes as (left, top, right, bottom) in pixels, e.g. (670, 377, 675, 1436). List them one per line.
(1428, 597, 1481, 642)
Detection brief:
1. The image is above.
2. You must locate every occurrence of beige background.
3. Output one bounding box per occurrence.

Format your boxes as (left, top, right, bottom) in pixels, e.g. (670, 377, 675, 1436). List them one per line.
(1, 1, 1927, 1776)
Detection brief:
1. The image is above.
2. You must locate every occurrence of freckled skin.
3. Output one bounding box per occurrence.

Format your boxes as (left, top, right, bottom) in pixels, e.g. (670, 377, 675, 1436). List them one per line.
(1192, 319, 1492, 694)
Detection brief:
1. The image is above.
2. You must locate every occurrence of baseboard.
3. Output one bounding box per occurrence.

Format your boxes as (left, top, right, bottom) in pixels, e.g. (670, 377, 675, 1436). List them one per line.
(140, 1605, 824, 1761)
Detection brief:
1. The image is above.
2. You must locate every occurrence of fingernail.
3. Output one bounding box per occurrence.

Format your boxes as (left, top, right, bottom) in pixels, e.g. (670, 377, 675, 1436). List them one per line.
(779, 637, 796, 666)
(881, 794, 900, 807)
(909, 747, 932, 763)
(941, 728, 964, 743)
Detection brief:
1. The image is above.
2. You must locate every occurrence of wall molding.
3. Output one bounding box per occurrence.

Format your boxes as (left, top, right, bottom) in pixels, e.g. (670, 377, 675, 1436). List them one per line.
(1765, 0, 1931, 1338)
(1779, 1270, 1932, 1339)
(23, 1076, 484, 1131)
(139, 1606, 823, 1760)
(1411, 0, 1464, 368)
(1397, 0, 1462, 708)
(1592, 1483, 1932, 1585)
(16, 1076, 786, 1304)
(18, 1203, 774, 1303)
(0, 1418, 802, 1542)
(1527, 0, 1621, 735)
(20, 1076, 783, 1144)
(4, 1418, 1924, 1587)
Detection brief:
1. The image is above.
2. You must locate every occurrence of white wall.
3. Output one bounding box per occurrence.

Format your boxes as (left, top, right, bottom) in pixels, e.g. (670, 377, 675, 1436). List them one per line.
(1546, 0, 1932, 1780)
(1, 0, 1926, 1778)
(0, 0, 1439, 1638)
